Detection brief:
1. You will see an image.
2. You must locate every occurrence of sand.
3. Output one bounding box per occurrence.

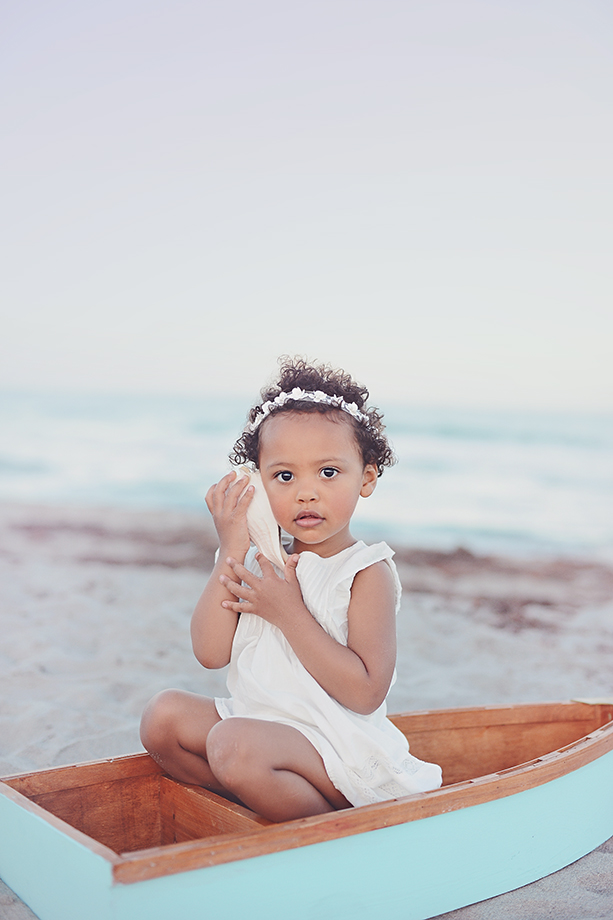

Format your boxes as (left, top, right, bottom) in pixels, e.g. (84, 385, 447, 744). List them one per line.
(1, 501, 613, 917)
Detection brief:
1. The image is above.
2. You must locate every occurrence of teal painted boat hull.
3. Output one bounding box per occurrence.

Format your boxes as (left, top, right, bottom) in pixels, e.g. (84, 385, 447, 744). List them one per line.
(2, 701, 613, 920)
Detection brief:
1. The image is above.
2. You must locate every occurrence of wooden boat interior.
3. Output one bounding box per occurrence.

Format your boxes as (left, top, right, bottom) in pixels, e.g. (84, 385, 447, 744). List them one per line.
(2, 700, 612, 884)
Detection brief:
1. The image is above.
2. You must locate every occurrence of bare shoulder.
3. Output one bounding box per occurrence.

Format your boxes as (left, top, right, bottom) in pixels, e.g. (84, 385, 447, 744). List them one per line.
(350, 559, 396, 603)
(347, 559, 397, 673)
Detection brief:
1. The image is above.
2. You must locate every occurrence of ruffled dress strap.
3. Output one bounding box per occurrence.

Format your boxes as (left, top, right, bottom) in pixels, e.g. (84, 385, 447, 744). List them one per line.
(295, 541, 402, 642)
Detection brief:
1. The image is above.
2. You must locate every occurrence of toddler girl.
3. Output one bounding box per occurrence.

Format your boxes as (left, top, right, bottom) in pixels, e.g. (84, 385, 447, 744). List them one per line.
(140, 357, 442, 822)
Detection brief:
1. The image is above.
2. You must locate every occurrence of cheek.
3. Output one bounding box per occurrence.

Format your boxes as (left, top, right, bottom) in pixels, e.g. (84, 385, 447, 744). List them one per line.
(265, 489, 287, 522)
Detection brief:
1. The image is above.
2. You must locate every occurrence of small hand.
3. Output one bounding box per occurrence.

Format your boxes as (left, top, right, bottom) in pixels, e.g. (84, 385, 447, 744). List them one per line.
(219, 553, 304, 627)
(205, 471, 254, 558)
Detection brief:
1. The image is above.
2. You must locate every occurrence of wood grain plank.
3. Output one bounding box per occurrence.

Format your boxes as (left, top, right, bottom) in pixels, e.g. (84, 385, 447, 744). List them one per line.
(113, 717, 613, 883)
(389, 700, 610, 735)
(391, 701, 609, 786)
(3, 753, 162, 797)
(29, 774, 162, 853)
(3, 703, 611, 885)
(159, 778, 270, 845)
(0, 780, 119, 863)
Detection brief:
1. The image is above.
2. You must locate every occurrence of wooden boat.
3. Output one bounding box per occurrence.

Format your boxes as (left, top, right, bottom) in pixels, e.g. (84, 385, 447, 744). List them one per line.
(1, 699, 612, 920)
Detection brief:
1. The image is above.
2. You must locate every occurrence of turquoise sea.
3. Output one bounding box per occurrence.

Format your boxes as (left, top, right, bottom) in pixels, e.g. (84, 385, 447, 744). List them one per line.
(1, 391, 613, 561)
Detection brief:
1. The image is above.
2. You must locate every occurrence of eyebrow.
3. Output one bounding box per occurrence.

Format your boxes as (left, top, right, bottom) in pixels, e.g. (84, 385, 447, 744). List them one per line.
(264, 457, 346, 470)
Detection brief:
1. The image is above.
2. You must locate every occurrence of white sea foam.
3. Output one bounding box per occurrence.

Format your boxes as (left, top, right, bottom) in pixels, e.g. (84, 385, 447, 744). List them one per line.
(1, 391, 612, 560)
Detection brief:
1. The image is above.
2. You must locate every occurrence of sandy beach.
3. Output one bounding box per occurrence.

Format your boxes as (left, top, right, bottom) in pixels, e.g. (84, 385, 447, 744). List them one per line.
(2, 501, 613, 918)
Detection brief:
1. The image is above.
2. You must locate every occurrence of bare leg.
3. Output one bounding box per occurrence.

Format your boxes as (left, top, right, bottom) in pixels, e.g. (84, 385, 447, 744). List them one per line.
(140, 689, 225, 792)
(206, 718, 351, 822)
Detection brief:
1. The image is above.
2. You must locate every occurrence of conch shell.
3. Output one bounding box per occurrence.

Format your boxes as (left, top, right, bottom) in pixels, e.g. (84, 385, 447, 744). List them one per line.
(233, 466, 289, 569)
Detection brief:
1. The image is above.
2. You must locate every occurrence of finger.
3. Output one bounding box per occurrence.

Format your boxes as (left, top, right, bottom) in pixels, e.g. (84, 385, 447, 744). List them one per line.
(222, 470, 244, 488)
(221, 598, 251, 613)
(255, 552, 277, 573)
(226, 556, 261, 589)
(224, 475, 254, 512)
(225, 558, 257, 587)
(225, 470, 250, 495)
(236, 482, 255, 506)
(206, 473, 240, 512)
(283, 553, 300, 582)
(205, 483, 216, 513)
(219, 573, 253, 598)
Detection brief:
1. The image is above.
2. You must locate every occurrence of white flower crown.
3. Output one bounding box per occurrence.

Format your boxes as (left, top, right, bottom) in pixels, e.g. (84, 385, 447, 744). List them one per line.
(246, 387, 369, 433)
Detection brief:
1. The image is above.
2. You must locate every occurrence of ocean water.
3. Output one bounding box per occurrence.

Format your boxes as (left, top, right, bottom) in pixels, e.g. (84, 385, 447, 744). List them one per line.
(1, 390, 613, 561)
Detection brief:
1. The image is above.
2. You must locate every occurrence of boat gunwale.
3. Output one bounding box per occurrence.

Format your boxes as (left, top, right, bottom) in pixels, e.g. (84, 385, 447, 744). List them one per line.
(114, 712, 613, 883)
(2, 700, 612, 885)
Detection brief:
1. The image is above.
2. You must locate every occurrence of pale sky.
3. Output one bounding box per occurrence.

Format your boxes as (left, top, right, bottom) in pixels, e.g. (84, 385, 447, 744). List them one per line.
(2, 0, 612, 409)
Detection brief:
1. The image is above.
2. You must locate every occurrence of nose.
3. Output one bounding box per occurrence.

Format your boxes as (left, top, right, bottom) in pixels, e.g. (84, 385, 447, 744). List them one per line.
(296, 477, 319, 502)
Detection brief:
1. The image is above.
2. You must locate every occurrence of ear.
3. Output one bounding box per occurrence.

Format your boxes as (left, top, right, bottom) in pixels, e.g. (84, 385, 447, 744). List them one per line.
(360, 464, 378, 498)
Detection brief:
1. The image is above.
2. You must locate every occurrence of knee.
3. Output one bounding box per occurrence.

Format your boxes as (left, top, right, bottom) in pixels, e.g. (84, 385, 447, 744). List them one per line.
(140, 689, 184, 751)
(206, 720, 252, 790)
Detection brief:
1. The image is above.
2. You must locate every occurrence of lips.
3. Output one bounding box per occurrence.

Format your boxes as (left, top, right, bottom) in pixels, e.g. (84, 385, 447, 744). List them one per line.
(295, 511, 324, 526)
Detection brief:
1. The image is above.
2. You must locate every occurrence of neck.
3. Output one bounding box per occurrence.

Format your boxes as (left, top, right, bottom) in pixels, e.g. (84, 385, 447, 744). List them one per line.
(290, 530, 357, 558)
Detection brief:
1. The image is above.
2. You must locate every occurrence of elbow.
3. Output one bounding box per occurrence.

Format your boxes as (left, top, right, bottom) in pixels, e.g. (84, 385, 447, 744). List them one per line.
(190, 621, 232, 670)
(355, 700, 383, 716)
(350, 685, 388, 716)
(192, 648, 230, 670)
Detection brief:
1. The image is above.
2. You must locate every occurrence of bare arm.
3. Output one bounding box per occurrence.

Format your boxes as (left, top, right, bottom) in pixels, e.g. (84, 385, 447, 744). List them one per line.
(221, 555, 397, 714)
(190, 472, 254, 669)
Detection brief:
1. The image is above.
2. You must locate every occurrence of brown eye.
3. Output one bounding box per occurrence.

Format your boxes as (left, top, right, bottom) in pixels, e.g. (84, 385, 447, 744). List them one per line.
(321, 468, 338, 479)
(275, 470, 293, 482)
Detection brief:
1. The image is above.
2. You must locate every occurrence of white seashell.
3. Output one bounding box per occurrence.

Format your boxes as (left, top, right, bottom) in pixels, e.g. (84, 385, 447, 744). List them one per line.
(233, 466, 288, 569)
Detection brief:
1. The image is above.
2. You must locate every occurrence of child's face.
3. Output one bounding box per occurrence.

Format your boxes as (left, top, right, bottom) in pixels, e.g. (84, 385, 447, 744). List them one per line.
(257, 411, 377, 557)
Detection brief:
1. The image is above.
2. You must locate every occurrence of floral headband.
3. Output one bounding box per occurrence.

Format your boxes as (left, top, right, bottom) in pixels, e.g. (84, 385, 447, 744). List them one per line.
(246, 387, 369, 433)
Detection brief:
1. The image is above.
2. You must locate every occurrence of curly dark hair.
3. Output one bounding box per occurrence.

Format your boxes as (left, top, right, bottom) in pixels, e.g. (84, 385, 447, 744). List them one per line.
(230, 356, 396, 476)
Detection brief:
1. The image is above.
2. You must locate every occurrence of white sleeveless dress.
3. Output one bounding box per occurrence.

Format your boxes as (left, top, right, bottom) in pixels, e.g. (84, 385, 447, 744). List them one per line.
(215, 541, 442, 806)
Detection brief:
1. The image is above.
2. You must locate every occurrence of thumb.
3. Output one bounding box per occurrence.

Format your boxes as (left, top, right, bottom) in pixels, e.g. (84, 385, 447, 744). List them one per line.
(284, 553, 300, 580)
(255, 552, 274, 572)
(255, 552, 287, 579)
